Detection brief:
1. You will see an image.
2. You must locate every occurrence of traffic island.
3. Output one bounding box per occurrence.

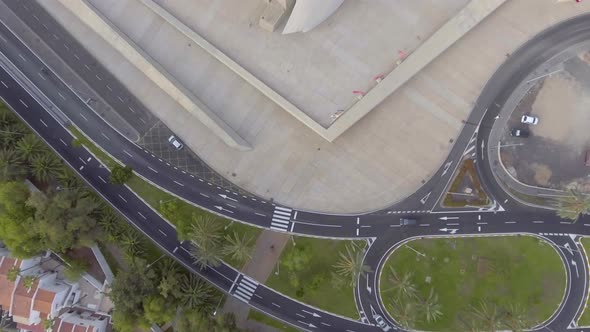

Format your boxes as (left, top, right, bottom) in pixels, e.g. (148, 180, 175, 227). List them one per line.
(379, 236, 565, 331)
(442, 159, 490, 208)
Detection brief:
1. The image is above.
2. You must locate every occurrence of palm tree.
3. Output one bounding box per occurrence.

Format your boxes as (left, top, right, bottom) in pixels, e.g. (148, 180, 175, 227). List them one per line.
(0, 148, 25, 180)
(30, 154, 61, 183)
(120, 231, 146, 258)
(188, 214, 223, 248)
(554, 189, 590, 222)
(0, 105, 16, 127)
(98, 209, 120, 239)
(383, 267, 417, 299)
(388, 299, 417, 328)
(470, 301, 502, 332)
(190, 241, 222, 269)
(179, 274, 214, 312)
(16, 134, 44, 163)
(502, 303, 529, 332)
(419, 288, 443, 323)
(333, 243, 372, 287)
(7, 267, 19, 282)
(222, 231, 253, 264)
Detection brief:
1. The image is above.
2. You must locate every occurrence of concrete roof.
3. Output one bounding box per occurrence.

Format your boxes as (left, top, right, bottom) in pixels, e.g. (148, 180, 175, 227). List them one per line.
(282, 0, 344, 34)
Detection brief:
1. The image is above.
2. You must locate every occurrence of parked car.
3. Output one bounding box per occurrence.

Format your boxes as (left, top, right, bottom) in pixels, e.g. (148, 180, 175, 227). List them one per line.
(400, 218, 417, 226)
(510, 128, 530, 138)
(373, 314, 392, 331)
(168, 135, 184, 150)
(521, 114, 539, 125)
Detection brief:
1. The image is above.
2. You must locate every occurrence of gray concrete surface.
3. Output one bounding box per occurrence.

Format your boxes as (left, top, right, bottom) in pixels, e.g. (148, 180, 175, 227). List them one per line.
(37, 0, 590, 213)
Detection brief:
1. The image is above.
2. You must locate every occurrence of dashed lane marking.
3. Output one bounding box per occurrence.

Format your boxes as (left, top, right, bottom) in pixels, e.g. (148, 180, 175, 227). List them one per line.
(174, 180, 184, 186)
(1, 81, 7, 88)
(137, 212, 146, 219)
(19, 99, 28, 108)
(97, 176, 107, 184)
(199, 193, 209, 198)
(101, 132, 110, 140)
(158, 229, 168, 237)
(58, 92, 66, 100)
(39, 119, 48, 127)
(147, 166, 158, 173)
(59, 138, 67, 146)
(117, 194, 127, 203)
(79, 113, 88, 121)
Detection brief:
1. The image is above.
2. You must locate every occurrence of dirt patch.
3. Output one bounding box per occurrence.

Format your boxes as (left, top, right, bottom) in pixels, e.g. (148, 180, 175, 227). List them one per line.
(476, 257, 491, 277)
(529, 163, 552, 186)
(531, 73, 590, 154)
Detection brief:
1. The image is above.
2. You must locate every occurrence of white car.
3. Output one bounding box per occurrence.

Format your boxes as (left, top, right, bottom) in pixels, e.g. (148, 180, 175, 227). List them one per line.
(521, 114, 539, 125)
(168, 135, 184, 150)
(373, 315, 392, 331)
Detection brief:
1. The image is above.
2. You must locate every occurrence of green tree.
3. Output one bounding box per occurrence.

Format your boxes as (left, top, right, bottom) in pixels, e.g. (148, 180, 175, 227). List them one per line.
(109, 165, 134, 185)
(156, 258, 182, 300)
(15, 134, 44, 163)
(554, 189, 590, 222)
(143, 295, 176, 325)
(0, 181, 41, 257)
(7, 266, 19, 282)
(470, 301, 503, 332)
(64, 259, 88, 282)
(383, 267, 417, 299)
(109, 259, 156, 331)
(388, 299, 417, 328)
(174, 310, 240, 332)
(188, 215, 223, 269)
(22, 275, 36, 290)
(30, 154, 62, 183)
(119, 231, 146, 259)
(0, 148, 25, 181)
(178, 274, 214, 311)
(419, 288, 443, 323)
(333, 243, 372, 287)
(502, 303, 529, 332)
(222, 232, 253, 264)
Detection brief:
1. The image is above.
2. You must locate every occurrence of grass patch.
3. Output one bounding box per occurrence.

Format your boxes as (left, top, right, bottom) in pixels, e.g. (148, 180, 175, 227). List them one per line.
(380, 236, 565, 331)
(68, 126, 261, 267)
(443, 159, 489, 207)
(257, 237, 364, 319)
(248, 310, 300, 332)
(577, 238, 590, 326)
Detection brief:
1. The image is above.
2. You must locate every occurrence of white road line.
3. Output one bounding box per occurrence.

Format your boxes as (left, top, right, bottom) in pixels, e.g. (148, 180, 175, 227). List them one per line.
(123, 150, 133, 157)
(118, 96, 124, 102)
(137, 212, 146, 219)
(321, 322, 331, 327)
(446, 223, 459, 226)
(560, 221, 571, 224)
(74, 54, 80, 60)
(0, 81, 7, 88)
(18, 98, 30, 109)
(158, 229, 168, 237)
(53, 34, 59, 40)
(147, 166, 158, 173)
(98, 176, 107, 183)
(80, 113, 88, 121)
(18, 53, 27, 62)
(296, 313, 305, 318)
(58, 92, 66, 100)
(37, 72, 46, 80)
(139, 118, 147, 124)
(199, 193, 209, 198)
(227, 204, 237, 208)
(476, 222, 487, 225)
(180, 246, 191, 255)
(33, 15, 40, 21)
(272, 302, 280, 308)
(255, 212, 266, 217)
(95, 74, 102, 81)
(78, 157, 86, 164)
(106, 85, 112, 92)
(289, 222, 295, 232)
(419, 224, 430, 227)
(39, 119, 48, 127)
(390, 224, 400, 227)
(533, 220, 544, 224)
(190, 175, 195, 178)
(293, 211, 298, 220)
(173, 247, 178, 253)
(174, 180, 184, 186)
(23, 4, 29, 10)
(59, 138, 67, 146)
(42, 24, 49, 30)
(129, 106, 136, 113)
(64, 44, 70, 51)
(101, 132, 110, 140)
(84, 64, 91, 71)
(356, 228, 359, 236)
(118, 194, 127, 202)
(584, 224, 590, 227)
(504, 221, 516, 224)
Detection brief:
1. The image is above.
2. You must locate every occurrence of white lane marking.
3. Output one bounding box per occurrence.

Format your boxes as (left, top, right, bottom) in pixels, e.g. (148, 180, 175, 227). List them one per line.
(158, 229, 168, 237)
(33, 14, 40, 21)
(37, 72, 46, 80)
(53, 34, 59, 40)
(321, 322, 332, 327)
(106, 85, 112, 92)
(504, 221, 516, 224)
(180, 246, 191, 255)
(23, 4, 29, 10)
(533, 220, 544, 224)
(95, 74, 102, 81)
(78, 157, 86, 164)
(98, 176, 107, 183)
(272, 302, 280, 308)
(147, 166, 158, 173)
(118, 96, 124, 102)
(80, 113, 88, 121)
(584, 224, 590, 227)
(129, 106, 136, 113)
(173, 247, 178, 253)
(190, 175, 195, 178)
(59, 138, 67, 146)
(101, 132, 110, 140)
(174, 180, 184, 186)
(293, 211, 298, 220)
(0, 81, 7, 88)
(296, 313, 305, 318)
(123, 150, 133, 157)
(39, 119, 48, 127)
(255, 212, 266, 217)
(446, 223, 459, 226)
(19, 99, 28, 108)
(356, 228, 359, 236)
(140, 118, 147, 124)
(18, 53, 27, 62)
(199, 193, 209, 198)
(74, 54, 80, 60)
(118, 194, 127, 202)
(84, 64, 91, 71)
(58, 92, 66, 100)
(42, 24, 49, 30)
(476, 222, 487, 225)
(419, 224, 430, 227)
(389, 224, 401, 227)
(137, 212, 146, 219)
(79, 165, 84, 170)
(560, 221, 571, 225)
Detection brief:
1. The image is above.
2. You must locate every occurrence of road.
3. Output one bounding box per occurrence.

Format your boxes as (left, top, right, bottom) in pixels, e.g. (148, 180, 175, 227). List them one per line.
(2, 1, 590, 331)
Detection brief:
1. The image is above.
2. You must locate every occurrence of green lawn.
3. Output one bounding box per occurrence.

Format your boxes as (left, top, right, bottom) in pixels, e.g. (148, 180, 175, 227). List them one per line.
(380, 236, 565, 331)
(255, 237, 364, 320)
(577, 238, 590, 327)
(248, 310, 300, 332)
(68, 125, 261, 267)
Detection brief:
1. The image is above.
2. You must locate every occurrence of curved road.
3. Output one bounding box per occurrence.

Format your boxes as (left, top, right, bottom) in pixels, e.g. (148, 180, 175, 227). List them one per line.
(2, 1, 590, 331)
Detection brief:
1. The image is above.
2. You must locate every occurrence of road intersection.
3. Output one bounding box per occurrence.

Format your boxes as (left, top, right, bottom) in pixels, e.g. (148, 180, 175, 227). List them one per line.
(2, 1, 590, 331)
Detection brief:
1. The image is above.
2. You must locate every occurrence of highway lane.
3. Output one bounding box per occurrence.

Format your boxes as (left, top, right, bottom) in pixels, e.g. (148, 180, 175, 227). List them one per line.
(0, 58, 378, 332)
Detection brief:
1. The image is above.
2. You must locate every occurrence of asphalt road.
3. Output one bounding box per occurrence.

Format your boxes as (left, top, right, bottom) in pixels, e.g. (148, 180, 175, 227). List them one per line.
(3, 1, 590, 331)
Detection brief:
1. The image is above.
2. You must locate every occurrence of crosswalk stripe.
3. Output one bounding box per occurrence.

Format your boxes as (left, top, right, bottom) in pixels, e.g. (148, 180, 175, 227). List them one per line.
(271, 225, 288, 231)
(275, 206, 291, 212)
(240, 283, 256, 292)
(272, 218, 290, 224)
(236, 289, 253, 298)
(243, 276, 258, 284)
(274, 210, 291, 217)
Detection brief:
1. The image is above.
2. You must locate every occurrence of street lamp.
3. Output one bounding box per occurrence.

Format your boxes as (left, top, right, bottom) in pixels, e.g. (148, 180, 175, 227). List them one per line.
(274, 261, 280, 276)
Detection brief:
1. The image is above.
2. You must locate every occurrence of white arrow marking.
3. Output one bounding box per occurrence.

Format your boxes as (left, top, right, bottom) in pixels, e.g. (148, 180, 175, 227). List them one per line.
(420, 191, 432, 204)
(481, 140, 485, 160)
(441, 162, 453, 176)
(439, 228, 458, 234)
(571, 260, 579, 278)
(438, 216, 459, 221)
(564, 243, 574, 256)
(297, 321, 317, 328)
(214, 205, 234, 214)
(302, 310, 321, 318)
(219, 194, 238, 202)
(366, 276, 372, 294)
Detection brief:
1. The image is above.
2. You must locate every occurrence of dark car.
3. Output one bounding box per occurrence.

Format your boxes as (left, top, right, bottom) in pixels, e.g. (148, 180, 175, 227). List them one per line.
(510, 128, 530, 138)
(400, 218, 417, 226)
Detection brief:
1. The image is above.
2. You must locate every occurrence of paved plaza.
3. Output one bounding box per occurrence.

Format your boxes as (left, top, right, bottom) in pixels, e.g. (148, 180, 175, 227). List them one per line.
(40, 0, 590, 213)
